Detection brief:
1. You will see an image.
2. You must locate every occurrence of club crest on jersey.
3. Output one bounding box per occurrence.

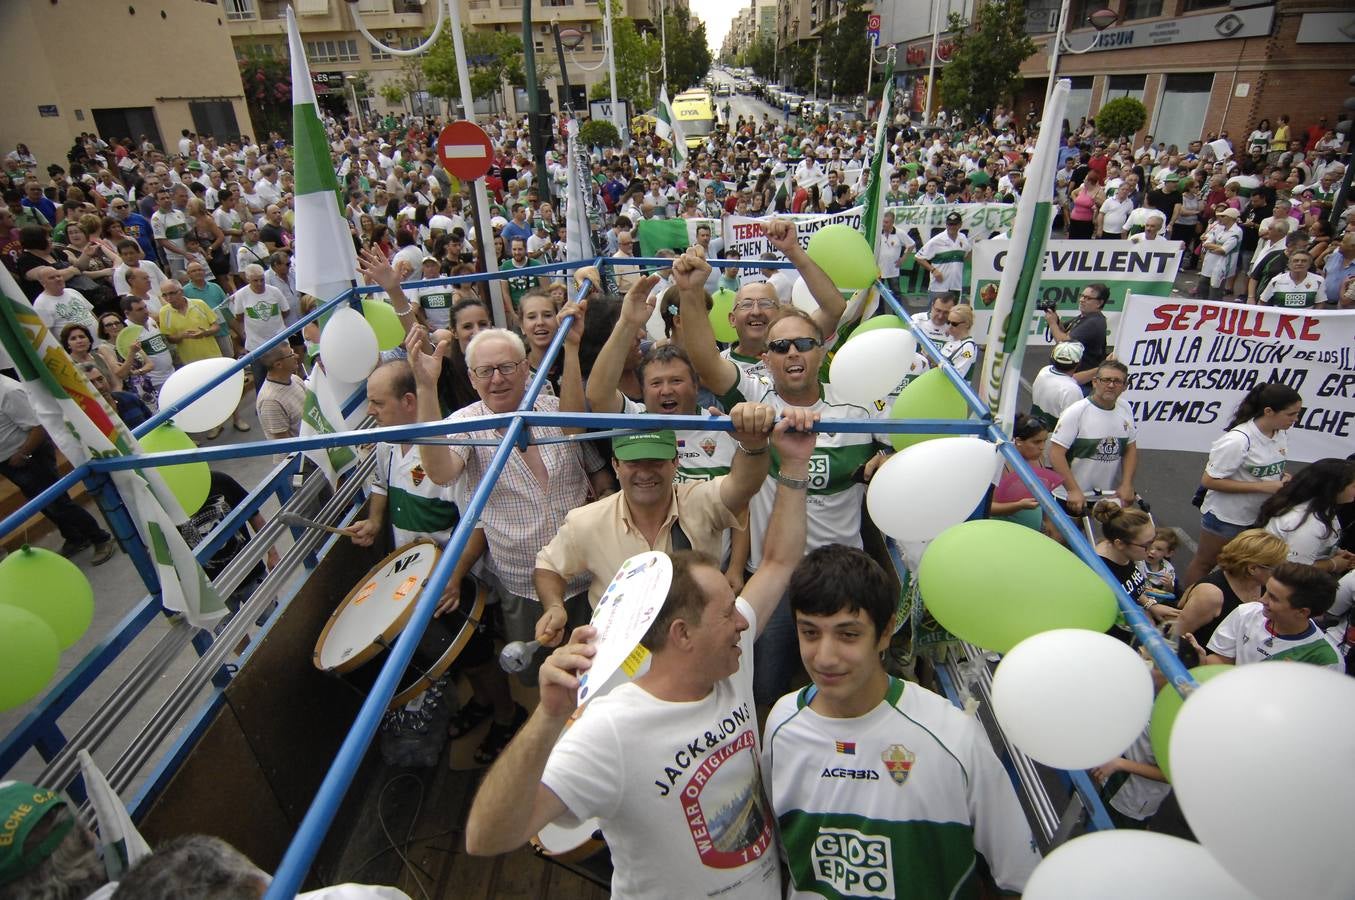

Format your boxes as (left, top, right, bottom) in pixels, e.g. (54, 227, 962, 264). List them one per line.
(881, 744, 916, 786)
(700, 438, 717, 457)
(411, 464, 426, 487)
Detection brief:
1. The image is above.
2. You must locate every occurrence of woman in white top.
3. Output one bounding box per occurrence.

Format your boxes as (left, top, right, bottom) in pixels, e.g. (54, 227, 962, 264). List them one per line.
(1183, 382, 1302, 589)
(1256, 459, 1355, 575)
(939, 304, 978, 379)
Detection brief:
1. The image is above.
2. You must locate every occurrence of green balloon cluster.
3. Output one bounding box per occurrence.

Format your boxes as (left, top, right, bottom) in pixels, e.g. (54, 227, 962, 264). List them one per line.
(0, 546, 93, 649)
(0, 603, 60, 711)
(806, 225, 879, 290)
(917, 520, 1118, 653)
(140, 424, 210, 515)
(362, 299, 405, 351)
(888, 368, 970, 451)
(709, 288, 738, 343)
(1148, 664, 1230, 782)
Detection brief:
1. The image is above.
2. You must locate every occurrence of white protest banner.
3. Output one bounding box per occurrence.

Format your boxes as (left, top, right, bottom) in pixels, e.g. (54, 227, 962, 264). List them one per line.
(724, 205, 865, 260)
(1116, 295, 1355, 461)
(970, 239, 1181, 346)
(887, 202, 1017, 238)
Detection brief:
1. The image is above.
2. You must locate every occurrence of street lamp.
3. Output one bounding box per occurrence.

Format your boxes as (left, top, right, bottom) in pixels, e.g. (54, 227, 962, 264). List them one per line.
(344, 74, 362, 123)
(1045, 2, 1120, 109)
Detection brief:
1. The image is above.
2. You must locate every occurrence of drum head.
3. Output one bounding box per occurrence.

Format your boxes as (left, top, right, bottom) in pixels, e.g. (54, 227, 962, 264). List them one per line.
(388, 583, 486, 709)
(314, 541, 440, 673)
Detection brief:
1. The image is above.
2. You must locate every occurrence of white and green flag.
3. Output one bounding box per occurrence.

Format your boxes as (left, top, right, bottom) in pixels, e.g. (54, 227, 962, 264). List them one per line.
(78, 749, 151, 881)
(286, 6, 357, 305)
(654, 86, 688, 171)
(977, 79, 1069, 431)
(862, 54, 895, 251)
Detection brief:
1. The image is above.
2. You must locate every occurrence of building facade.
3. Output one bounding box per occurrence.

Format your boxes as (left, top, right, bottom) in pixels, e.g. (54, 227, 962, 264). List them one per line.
(0, 0, 250, 171)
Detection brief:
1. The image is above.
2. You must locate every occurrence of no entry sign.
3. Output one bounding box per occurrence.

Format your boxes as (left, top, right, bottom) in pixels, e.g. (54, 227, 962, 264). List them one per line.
(436, 120, 493, 181)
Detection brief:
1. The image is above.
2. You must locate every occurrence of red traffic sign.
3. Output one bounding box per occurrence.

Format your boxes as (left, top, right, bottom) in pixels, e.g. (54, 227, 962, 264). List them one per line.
(436, 120, 493, 181)
(867, 13, 881, 32)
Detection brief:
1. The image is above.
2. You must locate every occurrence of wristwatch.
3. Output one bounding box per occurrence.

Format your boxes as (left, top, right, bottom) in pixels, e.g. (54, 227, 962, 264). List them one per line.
(774, 470, 809, 490)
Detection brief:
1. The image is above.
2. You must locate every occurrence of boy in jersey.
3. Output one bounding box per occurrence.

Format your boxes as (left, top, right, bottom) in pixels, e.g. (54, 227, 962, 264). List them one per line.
(763, 546, 1040, 898)
(1257, 248, 1324, 308)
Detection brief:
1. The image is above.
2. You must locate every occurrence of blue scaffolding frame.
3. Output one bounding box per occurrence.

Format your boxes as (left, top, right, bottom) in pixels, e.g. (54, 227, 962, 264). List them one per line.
(0, 255, 1197, 896)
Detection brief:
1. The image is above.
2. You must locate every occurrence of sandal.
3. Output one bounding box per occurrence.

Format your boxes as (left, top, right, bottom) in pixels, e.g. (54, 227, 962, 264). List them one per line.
(447, 698, 492, 739)
(233, 420, 251, 432)
(474, 705, 528, 766)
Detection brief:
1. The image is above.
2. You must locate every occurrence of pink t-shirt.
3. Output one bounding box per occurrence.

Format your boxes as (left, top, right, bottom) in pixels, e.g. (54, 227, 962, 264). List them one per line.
(993, 466, 1063, 504)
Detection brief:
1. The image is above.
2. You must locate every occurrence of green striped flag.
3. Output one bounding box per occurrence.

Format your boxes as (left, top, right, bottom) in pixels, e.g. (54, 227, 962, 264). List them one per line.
(0, 266, 225, 628)
(654, 86, 688, 171)
(300, 368, 357, 488)
(862, 56, 895, 251)
(79, 749, 150, 881)
(977, 79, 1069, 431)
(636, 217, 692, 257)
(286, 7, 358, 305)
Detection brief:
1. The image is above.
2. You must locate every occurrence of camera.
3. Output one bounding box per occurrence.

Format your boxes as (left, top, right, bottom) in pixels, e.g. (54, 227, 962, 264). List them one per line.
(1035, 297, 1060, 313)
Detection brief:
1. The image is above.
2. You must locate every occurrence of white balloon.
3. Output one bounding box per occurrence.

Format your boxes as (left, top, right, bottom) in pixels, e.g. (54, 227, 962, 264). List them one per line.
(318, 307, 379, 384)
(1170, 664, 1355, 900)
(991, 629, 1153, 770)
(866, 438, 994, 542)
(1025, 831, 1260, 900)
(156, 357, 245, 433)
(828, 328, 917, 407)
(790, 276, 818, 313)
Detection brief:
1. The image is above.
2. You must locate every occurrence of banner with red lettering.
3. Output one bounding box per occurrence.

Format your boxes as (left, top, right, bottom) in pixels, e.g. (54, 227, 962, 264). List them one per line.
(1116, 295, 1355, 462)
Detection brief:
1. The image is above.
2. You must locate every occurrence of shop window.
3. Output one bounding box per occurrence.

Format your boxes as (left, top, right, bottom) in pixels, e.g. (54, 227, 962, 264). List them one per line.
(1152, 73, 1214, 153)
(1104, 74, 1146, 103)
(1122, 0, 1162, 19)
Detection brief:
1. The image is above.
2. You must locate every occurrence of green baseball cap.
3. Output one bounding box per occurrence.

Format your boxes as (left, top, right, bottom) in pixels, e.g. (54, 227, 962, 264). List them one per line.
(611, 430, 677, 462)
(0, 782, 73, 884)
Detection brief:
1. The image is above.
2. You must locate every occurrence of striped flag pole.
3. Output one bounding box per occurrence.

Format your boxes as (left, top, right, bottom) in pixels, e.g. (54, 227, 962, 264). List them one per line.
(977, 79, 1069, 432)
(286, 6, 358, 306)
(564, 118, 594, 261)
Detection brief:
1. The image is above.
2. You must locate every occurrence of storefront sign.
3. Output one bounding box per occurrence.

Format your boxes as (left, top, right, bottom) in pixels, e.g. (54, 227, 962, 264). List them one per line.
(904, 39, 956, 67)
(1080, 5, 1274, 52)
(312, 71, 343, 95)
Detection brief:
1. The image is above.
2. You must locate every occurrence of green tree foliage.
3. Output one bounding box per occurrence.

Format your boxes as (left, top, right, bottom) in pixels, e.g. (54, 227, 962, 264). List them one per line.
(937, 1, 1038, 124)
(423, 28, 524, 110)
(740, 37, 776, 80)
(579, 119, 621, 147)
(662, 5, 712, 92)
(784, 42, 817, 93)
(588, 9, 659, 111)
(818, 0, 870, 97)
(238, 49, 292, 140)
(1095, 96, 1148, 139)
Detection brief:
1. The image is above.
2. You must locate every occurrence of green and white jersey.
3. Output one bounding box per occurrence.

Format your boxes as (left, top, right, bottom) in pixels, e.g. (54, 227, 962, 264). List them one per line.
(722, 346, 769, 381)
(622, 397, 733, 482)
(1207, 602, 1342, 670)
(1201, 420, 1287, 527)
(1260, 271, 1324, 308)
(915, 231, 971, 293)
(501, 258, 537, 310)
(229, 283, 290, 350)
(763, 678, 1040, 899)
(370, 442, 461, 547)
(1049, 397, 1137, 498)
(413, 286, 455, 330)
(722, 370, 882, 570)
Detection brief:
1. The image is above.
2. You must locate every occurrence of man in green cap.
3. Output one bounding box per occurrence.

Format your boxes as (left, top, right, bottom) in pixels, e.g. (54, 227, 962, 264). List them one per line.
(532, 402, 779, 646)
(0, 781, 106, 899)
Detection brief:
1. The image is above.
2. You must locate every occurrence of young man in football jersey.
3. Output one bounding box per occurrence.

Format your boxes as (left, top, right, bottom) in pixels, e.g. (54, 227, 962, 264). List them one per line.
(1196, 561, 1342, 670)
(763, 546, 1040, 898)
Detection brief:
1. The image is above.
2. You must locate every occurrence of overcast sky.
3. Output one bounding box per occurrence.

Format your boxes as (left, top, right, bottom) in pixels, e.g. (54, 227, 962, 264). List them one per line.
(689, 0, 740, 56)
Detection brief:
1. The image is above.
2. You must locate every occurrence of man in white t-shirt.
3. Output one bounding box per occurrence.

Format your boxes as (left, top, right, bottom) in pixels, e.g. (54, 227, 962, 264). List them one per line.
(1048, 359, 1138, 516)
(465, 412, 816, 900)
(31, 268, 99, 344)
(120, 294, 174, 391)
(1201, 563, 1342, 670)
(1258, 248, 1324, 308)
(1029, 342, 1084, 430)
(1096, 182, 1135, 239)
(229, 263, 291, 383)
(915, 212, 971, 301)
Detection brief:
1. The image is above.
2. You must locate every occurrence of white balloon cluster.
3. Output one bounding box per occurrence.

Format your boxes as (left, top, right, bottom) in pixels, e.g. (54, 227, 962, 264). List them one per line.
(319, 307, 380, 384)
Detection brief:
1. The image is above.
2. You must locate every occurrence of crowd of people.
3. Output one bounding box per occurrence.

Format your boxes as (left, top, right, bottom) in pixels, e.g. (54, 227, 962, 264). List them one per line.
(0, 91, 1352, 899)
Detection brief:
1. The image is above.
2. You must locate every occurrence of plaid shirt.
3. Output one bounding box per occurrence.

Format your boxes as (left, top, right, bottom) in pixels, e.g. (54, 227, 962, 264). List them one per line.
(449, 394, 596, 600)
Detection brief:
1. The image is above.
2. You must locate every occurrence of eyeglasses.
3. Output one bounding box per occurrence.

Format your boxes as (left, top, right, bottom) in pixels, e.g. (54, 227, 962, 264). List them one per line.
(111, 203, 128, 209)
(161, 289, 183, 296)
(767, 337, 821, 354)
(1122, 539, 1155, 550)
(734, 299, 778, 312)
(946, 319, 965, 326)
(1095, 377, 1126, 386)
(470, 360, 524, 379)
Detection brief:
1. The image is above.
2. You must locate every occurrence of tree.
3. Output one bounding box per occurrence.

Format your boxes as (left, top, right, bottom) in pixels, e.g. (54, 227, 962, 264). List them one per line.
(661, 5, 712, 92)
(378, 81, 408, 114)
(818, 0, 870, 97)
(1096, 96, 1148, 139)
(579, 119, 621, 148)
(423, 28, 524, 113)
(937, 1, 1038, 124)
(588, 8, 660, 111)
(238, 49, 292, 141)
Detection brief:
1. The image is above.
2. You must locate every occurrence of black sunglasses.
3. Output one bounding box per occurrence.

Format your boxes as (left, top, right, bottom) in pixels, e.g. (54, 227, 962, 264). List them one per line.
(767, 337, 821, 354)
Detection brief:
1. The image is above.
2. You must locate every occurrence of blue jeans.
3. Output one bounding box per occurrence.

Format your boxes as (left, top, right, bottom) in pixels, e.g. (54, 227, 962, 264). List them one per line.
(751, 580, 797, 708)
(1201, 511, 1248, 539)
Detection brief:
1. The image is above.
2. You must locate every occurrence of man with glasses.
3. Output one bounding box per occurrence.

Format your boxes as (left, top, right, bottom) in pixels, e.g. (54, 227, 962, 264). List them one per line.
(107, 197, 158, 264)
(158, 280, 221, 366)
(229, 263, 291, 388)
(678, 236, 888, 706)
(1043, 282, 1110, 386)
(1048, 360, 1139, 517)
(254, 343, 304, 443)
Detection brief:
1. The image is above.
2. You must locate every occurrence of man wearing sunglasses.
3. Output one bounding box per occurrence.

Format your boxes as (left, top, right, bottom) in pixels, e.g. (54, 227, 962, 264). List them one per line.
(677, 230, 889, 707)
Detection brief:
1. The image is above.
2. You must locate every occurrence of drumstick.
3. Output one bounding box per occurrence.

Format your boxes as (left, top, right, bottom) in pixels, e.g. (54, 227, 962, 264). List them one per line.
(279, 512, 352, 536)
(500, 639, 541, 674)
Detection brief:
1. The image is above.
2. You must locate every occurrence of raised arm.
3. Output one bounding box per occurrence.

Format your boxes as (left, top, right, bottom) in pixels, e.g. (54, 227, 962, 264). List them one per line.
(673, 252, 739, 396)
(555, 297, 588, 432)
(585, 274, 659, 414)
(765, 219, 844, 337)
(719, 402, 776, 514)
(742, 408, 816, 636)
(405, 324, 466, 485)
(358, 247, 425, 333)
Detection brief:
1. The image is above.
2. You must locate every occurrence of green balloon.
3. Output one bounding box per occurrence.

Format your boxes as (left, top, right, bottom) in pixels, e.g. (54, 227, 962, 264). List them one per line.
(0, 604, 60, 712)
(709, 288, 738, 343)
(139, 424, 210, 516)
(362, 299, 405, 351)
(888, 368, 970, 450)
(850, 314, 907, 338)
(1149, 664, 1231, 782)
(917, 519, 1118, 653)
(0, 546, 93, 649)
(806, 224, 879, 290)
